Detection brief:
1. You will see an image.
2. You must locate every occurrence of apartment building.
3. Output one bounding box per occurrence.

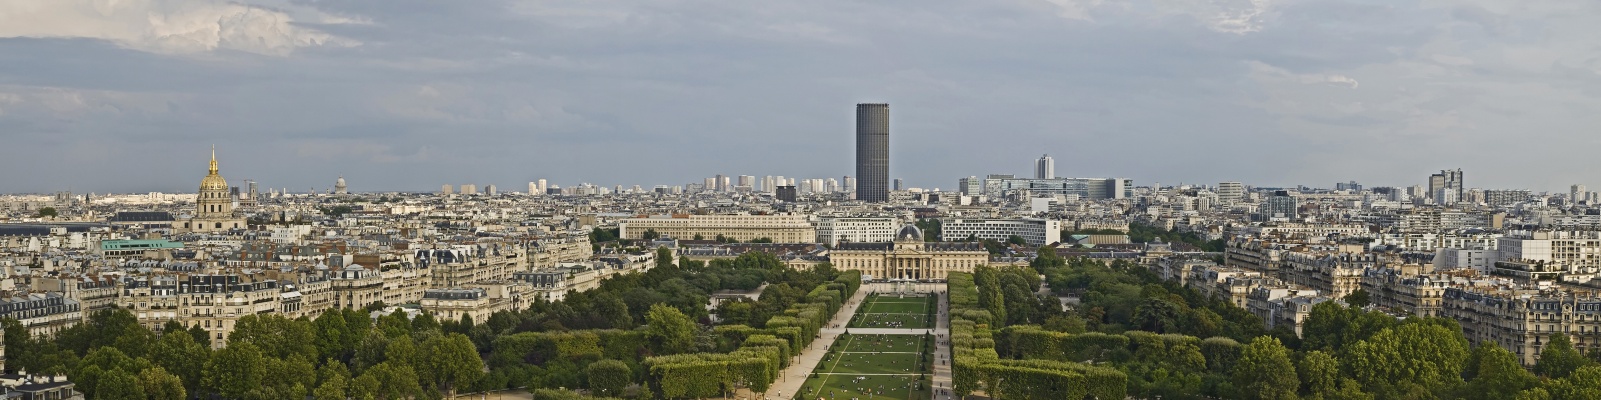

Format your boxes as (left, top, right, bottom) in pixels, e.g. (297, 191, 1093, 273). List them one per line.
(619, 214, 816, 243)
(1360, 268, 1448, 317)
(1495, 231, 1601, 278)
(0, 293, 82, 338)
(1280, 252, 1370, 299)
(1442, 288, 1601, 365)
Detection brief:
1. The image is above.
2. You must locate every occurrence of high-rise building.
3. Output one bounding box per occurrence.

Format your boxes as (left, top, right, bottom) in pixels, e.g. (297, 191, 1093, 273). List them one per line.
(461, 184, 478, 195)
(717, 175, 730, 192)
(894, 178, 904, 191)
(856, 103, 889, 202)
(1429, 169, 1464, 203)
(738, 175, 754, 191)
(441, 184, 454, 195)
(1035, 154, 1054, 179)
(1573, 184, 1587, 204)
(843, 176, 856, 192)
(959, 176, 982, 195)
(703, 178, 716, 192)
(528, 182, 538, 194)
(485, 185, 497, 196)
(1264, 190, 1299, 219)
(538, 179, 548, 193)
(776, 186, 797, 202)
(1217, 182, 1245, 204)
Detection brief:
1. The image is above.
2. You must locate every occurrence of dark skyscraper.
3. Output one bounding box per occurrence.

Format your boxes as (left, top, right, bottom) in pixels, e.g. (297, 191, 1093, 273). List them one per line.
(856, 103, 889, 202)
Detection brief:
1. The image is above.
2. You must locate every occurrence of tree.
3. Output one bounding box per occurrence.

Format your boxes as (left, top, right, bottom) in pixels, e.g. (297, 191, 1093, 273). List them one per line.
(95, 368, 146, 400)
(320, 205, 354, 217)
(35, 207, 57, 218)
(646, 303, 698, 355)
(591, 227, 621, 244)
(204, 342, 266, 398)
(74, 346, 148, 398)
(1545, 365, 1601, 400)
(586, 359, 632, 397)
(425, 333, 485, 395)
(1343, 289, 1371, 308)
(1298, 350, 1340, 398)
(642, 229, 661, 240)
(1007, 235, 1028, 246)
(1343, 323, 1468, 396)
(313, 310, 352, 361)
(229, 314, 318, 361)
(313, 371, 350, 400)
(412, 311, 441, 333)
(360, 361, 425, 400)
(1536, 333, 1592, 379)
(595, 293, 636, 329)
(915, 218, 942, 241)
(140, 367, 187, 400)
(655, 246, 676, 270)
(351, 330, 391, 375)
(1462, 343, 1537, 400)
(151, 328, 210, 393)
(1232, 336, 1299, 400)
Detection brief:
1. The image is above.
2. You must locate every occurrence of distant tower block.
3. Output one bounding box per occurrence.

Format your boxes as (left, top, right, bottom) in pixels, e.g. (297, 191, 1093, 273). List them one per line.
(856, 103, 889, 202)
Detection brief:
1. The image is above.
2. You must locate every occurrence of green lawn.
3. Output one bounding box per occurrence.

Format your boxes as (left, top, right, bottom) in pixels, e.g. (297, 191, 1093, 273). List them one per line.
(800, 334, 932, 400)
(849, 295, 933, 329)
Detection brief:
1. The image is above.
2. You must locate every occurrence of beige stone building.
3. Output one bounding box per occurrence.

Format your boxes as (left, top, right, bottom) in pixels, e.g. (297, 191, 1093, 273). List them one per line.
(619, 214, 816, 243)
(829, 226, 988, 281)
(1442, 288, 1601, 365)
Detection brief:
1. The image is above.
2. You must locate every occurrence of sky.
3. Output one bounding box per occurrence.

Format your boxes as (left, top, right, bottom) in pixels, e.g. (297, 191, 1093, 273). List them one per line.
(2, 0, 1599, 194)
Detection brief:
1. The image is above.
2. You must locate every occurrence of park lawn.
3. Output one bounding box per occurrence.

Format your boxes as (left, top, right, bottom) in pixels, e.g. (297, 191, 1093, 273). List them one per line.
(802, 334, 932, 400)
(849, 295, 934, 328)
(803, 373, 927, 400)
(860, 296, 931, 314)
(828, 352, 923, 375)
(849, 313, 929, 329)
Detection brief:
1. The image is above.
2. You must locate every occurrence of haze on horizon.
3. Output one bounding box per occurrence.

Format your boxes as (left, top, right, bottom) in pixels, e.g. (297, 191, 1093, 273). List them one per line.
(1, 0, 1597, 194)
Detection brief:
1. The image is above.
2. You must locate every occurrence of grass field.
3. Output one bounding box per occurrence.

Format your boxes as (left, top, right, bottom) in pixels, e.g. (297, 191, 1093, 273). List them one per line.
(848, 295, 934, 329)
(800, 333, 932, 400)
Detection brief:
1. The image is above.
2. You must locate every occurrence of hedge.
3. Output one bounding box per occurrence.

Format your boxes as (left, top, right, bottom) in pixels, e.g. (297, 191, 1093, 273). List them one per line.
(947, 272, 1127, 400)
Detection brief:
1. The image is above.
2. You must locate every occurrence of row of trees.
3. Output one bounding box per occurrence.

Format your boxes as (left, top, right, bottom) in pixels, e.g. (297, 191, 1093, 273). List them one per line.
(1024, 253, 1601, 399)
(7, 250, 842, 399)
(7, 307, 483, 399)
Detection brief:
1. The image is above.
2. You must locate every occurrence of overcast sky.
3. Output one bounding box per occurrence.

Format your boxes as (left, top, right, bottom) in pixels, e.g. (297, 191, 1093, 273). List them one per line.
(1, 0, 1598, 194)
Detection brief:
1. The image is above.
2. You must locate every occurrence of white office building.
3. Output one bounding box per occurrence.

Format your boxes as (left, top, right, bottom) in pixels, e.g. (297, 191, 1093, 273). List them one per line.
(815, 216, 900, 246)
(940, 218, 1062, 247)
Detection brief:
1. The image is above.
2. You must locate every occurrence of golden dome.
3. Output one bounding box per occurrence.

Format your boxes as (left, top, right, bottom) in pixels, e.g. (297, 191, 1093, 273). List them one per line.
(199, 147, 228, 191)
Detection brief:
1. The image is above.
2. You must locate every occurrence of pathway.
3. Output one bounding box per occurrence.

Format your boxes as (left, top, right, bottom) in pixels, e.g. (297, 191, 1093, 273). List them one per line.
(764, 283, 873, 400)
(929, 291, 952, 400)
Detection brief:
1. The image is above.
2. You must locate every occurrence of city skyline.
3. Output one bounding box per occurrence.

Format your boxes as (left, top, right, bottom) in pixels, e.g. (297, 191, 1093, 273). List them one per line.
(4, 2, 1601, 193)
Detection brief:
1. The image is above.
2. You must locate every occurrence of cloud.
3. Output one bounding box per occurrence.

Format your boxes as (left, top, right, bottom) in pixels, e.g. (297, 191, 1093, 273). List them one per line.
(5, 0, 1601, 193)
(0, 0, 357, 56)
(1038, 0, 1280, 33)
(1247, 61, 1360, 89)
